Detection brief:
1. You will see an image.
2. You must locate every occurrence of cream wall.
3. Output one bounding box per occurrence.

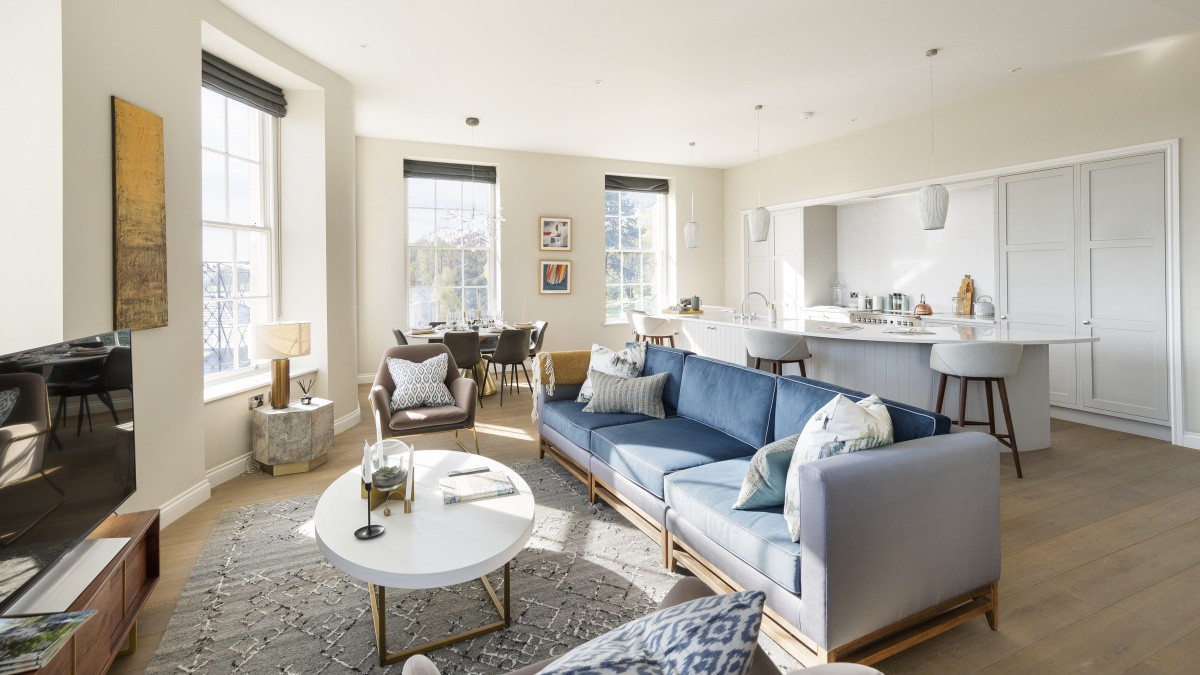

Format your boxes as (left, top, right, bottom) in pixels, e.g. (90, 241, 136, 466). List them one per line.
(25, 0, 360, 521)
(0, 0, 62, 354)
(356, 137, 725, 378)
(723, 35, 1200, 432)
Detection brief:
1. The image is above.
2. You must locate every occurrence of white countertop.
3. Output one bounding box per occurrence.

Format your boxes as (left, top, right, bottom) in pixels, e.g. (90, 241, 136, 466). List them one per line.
(656, 311, 1096, 345)
(923, 313, 996, 326)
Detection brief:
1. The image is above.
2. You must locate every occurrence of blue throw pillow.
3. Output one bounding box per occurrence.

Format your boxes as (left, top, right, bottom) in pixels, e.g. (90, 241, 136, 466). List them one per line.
(387, 354, 456, 413)
(582, 369, 669, 419)
(732, 434, 800, 510)
(539, 590, 766, 675)
(0, 388, 19, 427)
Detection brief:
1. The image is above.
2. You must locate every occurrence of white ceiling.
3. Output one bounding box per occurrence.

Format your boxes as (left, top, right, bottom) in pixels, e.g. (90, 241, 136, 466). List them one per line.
(219, 0, 1200, 168)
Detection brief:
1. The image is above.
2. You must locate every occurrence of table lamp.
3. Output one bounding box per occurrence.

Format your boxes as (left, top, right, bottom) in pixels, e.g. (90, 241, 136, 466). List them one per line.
(255, 321, 311, 408)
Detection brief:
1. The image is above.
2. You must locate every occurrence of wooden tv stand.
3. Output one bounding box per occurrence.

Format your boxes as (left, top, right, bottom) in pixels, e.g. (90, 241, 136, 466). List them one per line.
(32, 510, 160, 675)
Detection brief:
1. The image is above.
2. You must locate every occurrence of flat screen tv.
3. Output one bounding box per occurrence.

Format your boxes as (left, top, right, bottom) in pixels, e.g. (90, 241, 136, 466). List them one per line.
(0, 330, 135, 613)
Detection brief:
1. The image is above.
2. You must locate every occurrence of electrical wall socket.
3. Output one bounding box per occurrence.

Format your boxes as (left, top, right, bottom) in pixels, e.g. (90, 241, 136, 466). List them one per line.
(249, 394, 264, 410)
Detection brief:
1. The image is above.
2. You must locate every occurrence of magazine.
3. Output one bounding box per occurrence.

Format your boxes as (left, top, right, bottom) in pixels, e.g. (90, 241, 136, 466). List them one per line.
(0, 611, 95, 674)
(439, 471, 516, 504)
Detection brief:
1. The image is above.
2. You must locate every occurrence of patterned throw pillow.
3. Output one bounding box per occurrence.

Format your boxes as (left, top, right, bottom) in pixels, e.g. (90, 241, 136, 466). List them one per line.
(0, 388, 18, 427)
(784, 394, 893, 541)
(732, 434, 800, 510)
(386, 354, 456, 413)
(582, 369, 669, 419)
(577, 342, 646, 403)
(539, 590, 766, 675)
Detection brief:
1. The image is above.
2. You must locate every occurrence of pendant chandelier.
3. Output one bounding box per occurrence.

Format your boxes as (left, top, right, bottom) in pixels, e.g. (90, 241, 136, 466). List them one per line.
(749, 104, 771, 242)
(917, 49, 949, 231)
(441, 117, 505, 239)
(684, 142, 701, 248)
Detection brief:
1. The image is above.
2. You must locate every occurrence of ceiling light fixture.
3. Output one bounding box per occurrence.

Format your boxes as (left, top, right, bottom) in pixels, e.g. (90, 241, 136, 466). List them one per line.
(917, 48, 949, 231)
(1009, 67, 1022, 73)
(441, 117, 504, 240)
(749, 104, 771, 242)
(684, 142, 701, 249)
(799, 111, 814, 120)
(359, 43, 370, 48)
(594, 79, 604, 85)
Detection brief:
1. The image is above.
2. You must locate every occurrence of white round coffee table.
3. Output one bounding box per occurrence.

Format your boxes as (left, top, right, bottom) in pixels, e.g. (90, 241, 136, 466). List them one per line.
(314, 449, 535, 665)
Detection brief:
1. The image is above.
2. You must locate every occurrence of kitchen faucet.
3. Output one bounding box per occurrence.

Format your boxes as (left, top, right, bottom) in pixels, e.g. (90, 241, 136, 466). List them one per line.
(739, 291, 769, 321)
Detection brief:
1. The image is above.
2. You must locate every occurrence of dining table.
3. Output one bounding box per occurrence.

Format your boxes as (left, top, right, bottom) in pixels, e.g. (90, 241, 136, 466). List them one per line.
(402, 325, 539, 398)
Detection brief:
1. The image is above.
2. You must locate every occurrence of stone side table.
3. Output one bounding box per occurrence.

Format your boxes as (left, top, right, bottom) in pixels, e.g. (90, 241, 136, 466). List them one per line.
(252, 398, 334, 476)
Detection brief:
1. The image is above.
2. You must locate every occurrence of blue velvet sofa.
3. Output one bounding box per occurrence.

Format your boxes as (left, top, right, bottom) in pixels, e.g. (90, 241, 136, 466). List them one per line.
(535, 343, 1001, 668)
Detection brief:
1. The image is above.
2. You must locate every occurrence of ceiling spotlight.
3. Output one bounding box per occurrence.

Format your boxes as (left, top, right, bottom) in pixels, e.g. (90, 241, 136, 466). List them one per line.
(1010, 67, 1022, 73)
(799, 111, 814, 120)
(359, 43, 370, 48)
(594, 79, 604, 85)
(851, 118, 859, 122)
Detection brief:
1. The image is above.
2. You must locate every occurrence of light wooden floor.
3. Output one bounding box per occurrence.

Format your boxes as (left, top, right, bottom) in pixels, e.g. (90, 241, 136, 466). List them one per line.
(109, 383, 1200, 674)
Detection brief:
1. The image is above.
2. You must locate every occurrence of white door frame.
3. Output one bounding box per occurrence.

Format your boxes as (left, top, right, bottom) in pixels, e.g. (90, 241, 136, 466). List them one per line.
(744, 139, 1182, 445)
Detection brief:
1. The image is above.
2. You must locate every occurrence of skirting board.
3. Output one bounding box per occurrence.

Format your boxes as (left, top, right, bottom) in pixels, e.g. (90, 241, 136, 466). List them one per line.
(159, 479, 211, 529)
(357, 373, 376, 384)
(206, 452, 251, 487)
(1182, 432, 1200, 451)
(334, 404, 361, 435)
(1050, 406, 1171, 442)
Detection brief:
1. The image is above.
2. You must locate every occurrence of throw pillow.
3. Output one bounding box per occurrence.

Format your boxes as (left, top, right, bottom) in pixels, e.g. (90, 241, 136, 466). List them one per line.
(732, 434, 800, 510)
(387, 354, 456, 413)
(577, 342, 646, 403)
(0, 388, 18, 427)
(783, 394, 893, 542)
(539, 590, 766, 675)
(582, 369, 669, 419)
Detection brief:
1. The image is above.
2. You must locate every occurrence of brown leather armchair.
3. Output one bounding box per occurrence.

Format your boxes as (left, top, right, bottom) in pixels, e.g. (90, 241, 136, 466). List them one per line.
(369, 344, 480, 454)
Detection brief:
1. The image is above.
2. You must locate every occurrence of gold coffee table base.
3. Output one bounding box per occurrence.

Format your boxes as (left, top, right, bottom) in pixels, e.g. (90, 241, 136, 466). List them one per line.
(367, 561, 510, 666)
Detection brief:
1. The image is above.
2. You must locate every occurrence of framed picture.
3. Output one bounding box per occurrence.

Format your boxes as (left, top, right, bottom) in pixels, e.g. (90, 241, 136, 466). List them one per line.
(539, 260, 572, 294)
(539, 217, 572, 251)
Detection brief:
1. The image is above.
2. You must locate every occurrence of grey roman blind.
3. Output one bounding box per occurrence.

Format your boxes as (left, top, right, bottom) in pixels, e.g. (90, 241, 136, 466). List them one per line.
(605, 175, 669, 194)
(403, 160, 497, 184)
(202, 51, 287, 117)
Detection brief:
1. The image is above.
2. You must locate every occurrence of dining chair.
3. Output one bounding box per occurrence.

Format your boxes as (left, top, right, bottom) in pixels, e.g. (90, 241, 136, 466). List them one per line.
(485, 328, 532, 406)
(392, 328, 409, 346)
(46, 358, 104, 448)
(528, 321, 549, 359)
(442, 331, 485, 406)
(66, 347, 133, 434)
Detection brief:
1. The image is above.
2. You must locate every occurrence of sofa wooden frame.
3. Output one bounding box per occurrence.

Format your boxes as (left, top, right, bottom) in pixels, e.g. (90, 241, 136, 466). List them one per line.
(538, 433, 998, 667)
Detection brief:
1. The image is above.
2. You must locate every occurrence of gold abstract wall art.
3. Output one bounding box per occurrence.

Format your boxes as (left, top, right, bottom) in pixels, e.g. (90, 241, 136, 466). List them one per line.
(112, 96, 168, 330)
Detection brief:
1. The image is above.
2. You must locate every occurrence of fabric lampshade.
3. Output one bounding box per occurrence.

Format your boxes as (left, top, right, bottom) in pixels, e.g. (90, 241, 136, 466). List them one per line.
(684, 221, 701, 248)
(917, 184, 950, 230)
(256, 321, 312, 360)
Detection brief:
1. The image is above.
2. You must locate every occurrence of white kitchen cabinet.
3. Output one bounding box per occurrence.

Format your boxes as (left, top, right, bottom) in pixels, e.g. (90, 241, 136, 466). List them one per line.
(742, 205, 837, 319)
(675, 321, 748, 367)
(996, 151, 1169, 424)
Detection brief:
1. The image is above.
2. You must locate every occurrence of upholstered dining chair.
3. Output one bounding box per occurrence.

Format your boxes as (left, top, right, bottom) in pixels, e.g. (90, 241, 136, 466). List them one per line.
(631, 313, 677, 347)
(0, 373, 66, 547)
(442, 331, 485, 406)
(369, 344, 479, 454)
(744, 330, 811, 376)
(528, 321, 549, 359)
(485, 328, 532, 406)
(392, 328, 409, 346)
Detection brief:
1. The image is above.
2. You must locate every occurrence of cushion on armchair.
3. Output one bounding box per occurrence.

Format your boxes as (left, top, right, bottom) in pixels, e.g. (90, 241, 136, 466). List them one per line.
(387, 354, 456, 413)
(539, 590, 766, 675)
(0, 388, 18, 426)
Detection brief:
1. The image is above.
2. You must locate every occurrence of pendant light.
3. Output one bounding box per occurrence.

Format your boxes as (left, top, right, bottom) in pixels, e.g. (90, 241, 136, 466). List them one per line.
(917, 49, 949, 231)
(683, 142, 701, 248)
(749, 104, 771, 242)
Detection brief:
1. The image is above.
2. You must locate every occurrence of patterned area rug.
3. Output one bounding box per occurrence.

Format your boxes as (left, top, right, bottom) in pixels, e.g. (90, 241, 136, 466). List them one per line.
(147, 458, 798, 674)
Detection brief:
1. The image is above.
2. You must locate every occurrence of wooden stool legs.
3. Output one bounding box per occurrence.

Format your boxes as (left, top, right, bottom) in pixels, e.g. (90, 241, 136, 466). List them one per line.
(934, 374, 1023, 479)
(754, 358, 806, 377)
(645, 335, 676, 347)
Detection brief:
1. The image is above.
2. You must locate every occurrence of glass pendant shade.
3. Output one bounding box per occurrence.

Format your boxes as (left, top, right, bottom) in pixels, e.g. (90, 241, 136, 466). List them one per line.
(917, 183, 949, 230)
(749, 206, 771, 242)
(683, 221, 701, 248)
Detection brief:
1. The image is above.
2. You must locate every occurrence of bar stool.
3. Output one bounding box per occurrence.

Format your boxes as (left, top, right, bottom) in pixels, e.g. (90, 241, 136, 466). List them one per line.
(930, 343, 1024, 478)
(744, 330, 811, 376)
(631, 313, 677, 347)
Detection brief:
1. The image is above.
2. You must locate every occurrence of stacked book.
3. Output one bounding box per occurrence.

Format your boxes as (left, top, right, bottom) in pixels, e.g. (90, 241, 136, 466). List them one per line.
(0, 612, 94, 675)
(439, 471, 516, 504)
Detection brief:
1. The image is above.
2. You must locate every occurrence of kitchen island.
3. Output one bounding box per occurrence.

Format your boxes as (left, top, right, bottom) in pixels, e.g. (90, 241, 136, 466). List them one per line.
(657, 312, 1098, 452)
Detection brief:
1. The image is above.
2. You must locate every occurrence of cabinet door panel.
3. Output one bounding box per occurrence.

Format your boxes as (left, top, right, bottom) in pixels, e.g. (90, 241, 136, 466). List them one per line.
(1078, 152, 1168, 421)
(773, 257, 803, 320)
(772, 209, 804, 257)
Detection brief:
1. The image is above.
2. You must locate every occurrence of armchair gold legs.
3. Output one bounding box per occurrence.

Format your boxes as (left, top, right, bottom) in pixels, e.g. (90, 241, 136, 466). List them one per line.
(454, 428, 481, 454)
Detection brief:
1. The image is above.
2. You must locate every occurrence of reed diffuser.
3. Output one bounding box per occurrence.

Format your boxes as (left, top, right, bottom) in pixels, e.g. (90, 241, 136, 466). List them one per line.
(298, 378, 315, 405)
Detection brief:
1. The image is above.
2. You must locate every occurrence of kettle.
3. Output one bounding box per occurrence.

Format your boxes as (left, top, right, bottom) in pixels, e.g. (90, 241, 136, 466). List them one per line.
(914, 294, 933, 316)
(973, 295, 995, 317)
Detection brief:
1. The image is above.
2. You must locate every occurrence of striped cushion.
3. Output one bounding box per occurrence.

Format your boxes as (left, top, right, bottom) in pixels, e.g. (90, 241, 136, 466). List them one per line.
(582, 369, 669, 419)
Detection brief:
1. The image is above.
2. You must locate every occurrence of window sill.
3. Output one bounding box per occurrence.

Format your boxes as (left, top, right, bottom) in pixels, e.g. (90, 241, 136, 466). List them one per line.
(604, 320, 630, 326)
(203, 365, 318, 404)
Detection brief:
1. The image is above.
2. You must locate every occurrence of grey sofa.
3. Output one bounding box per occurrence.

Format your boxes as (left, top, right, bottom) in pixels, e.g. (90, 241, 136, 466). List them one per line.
(534, 344, 1001, 668)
